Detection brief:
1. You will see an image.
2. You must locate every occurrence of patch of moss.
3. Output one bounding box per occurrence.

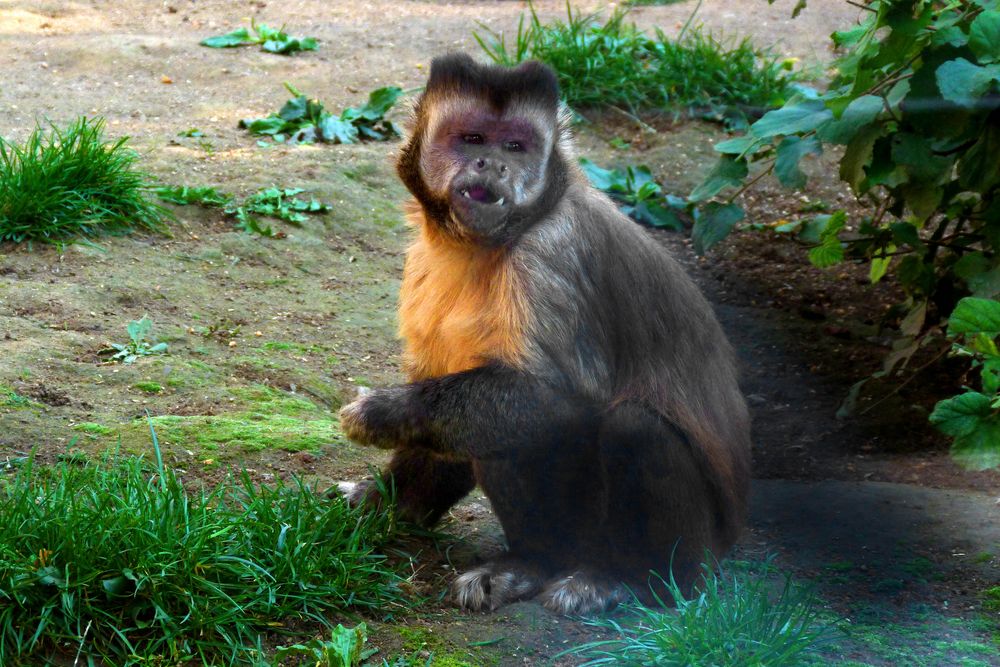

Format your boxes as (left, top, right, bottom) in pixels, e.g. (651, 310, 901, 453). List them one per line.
(74, 422, 114, 436)
(395, 627, 489, 667)
(983, 586, 1000, 612)
(229, 384, 321, 417)
(1, 384, 34, 410)
(145, 412, 340, 453)
(133, 381, 163, 393)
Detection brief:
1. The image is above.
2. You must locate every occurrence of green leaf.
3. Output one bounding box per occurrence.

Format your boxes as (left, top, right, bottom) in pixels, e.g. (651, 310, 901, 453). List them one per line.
(807, 210, 846, 268)
(750, 99, 833, 138)
(930, 391, 993, 438)
(688, 156, 748, 202)
(958, 121, 1000, 192)
(935, 58, 1000, 108)
(692, 202, 744, 254)
(818, 95, 883, 145)
(869, 243, 895, 284)
(969, 10, 1000, 63)
(632, 200, 684, 230)
(200, 28, 253, 48)
(318, 115, 359, 144)
(775, 135, 821, 189)
(714, 135, 764, 156)
(579, 158, 623, 191)
(127, 316, 152, 344)
(839, 124, 882, 191)
(358, 86, 404, 120)
(948, 297, 1000, 337)
(239, 116, 288, 136)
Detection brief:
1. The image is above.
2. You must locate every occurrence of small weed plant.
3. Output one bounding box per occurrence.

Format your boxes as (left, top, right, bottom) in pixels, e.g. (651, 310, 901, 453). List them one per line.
(475, 3, 797, 119)
(156, 185, 329, 237)
(275, 623, 375, 666)
(201, 19, 318, 55)
(564, 564, 830, 666)
(580, 158, 686, 229)
(98, 315, 168, 364)
(241, 84, 402, 145)
(0, 117, 170, 244)
(0, 431, 403, 665)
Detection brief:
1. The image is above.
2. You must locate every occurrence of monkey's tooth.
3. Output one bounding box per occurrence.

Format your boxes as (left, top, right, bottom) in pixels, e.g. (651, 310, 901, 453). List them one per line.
(462, 189, 471, 198)
(496, 197, 505, 206)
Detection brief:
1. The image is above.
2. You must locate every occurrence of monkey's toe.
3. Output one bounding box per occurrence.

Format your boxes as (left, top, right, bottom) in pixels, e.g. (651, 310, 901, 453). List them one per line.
(453, 565, 541, 612)
(539, 571, 629, 615)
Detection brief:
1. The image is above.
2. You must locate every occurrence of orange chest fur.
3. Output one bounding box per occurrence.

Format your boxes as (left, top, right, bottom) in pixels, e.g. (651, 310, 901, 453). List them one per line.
(398, 223, 528, 381)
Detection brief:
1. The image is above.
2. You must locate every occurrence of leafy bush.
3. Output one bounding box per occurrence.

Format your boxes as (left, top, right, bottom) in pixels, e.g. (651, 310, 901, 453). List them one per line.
(240, 84, 402, 145)
(691, 0, 1000, 467)
(0, 433, 402, 665)
(0, 117, 170, 244)
(275, 623, 374, 666)
(475, 3, 797, 118)
(563, 565, 830, 666)
(201, 20, 318, 55)
(580, 158, 686, 229)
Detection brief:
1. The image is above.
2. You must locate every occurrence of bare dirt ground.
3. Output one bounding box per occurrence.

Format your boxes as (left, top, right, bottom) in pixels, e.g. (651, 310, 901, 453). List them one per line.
(1, 0, 999, 665)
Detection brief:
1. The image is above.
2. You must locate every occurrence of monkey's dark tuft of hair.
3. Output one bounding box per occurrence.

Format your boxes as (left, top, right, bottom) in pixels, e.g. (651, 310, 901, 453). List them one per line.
(427, 53, 560, 112)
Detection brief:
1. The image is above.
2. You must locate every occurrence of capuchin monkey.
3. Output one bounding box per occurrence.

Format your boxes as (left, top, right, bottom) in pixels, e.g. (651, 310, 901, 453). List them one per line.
(338, 53, 751, 615)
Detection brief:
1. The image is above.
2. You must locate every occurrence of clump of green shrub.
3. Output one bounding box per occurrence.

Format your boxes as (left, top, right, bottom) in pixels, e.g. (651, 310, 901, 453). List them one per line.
(475, 4, 797, 117)
(0, 117, 170, 244)
(0, 436, 402, 665)
(201, 20, 318, 55)
(240, 84, 402, 145)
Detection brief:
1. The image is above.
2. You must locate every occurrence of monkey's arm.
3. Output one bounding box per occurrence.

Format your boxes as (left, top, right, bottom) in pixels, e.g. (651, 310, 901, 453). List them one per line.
(339, 364, 596, 458)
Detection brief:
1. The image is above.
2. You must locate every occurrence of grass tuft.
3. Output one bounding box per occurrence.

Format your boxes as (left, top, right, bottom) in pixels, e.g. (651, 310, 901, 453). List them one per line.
(0, 117, 171, 244)
(475, 4, 796, 117)
(0, 430, 404, 665)
(564, 564, 831, 666)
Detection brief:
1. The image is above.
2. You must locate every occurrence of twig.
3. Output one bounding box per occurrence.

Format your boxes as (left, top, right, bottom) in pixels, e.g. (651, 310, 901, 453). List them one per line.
(845, 0, 877, 12)
(727, 161, 775, 203)
(860, 343, 950, 416)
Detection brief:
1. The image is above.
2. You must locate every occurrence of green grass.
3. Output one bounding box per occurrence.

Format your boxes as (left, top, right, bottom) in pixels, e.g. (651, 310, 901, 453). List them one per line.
(475, 4, 796, 117)
(0, 117, 171, 244)
(0, 431, 404, 665)
(564, 565, 831, 666)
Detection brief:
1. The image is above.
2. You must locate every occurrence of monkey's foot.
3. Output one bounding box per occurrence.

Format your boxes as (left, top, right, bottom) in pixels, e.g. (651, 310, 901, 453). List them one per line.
(539, 571, 629, 615)
(453, 560, 543, 612)
(328, 479, 382, 510)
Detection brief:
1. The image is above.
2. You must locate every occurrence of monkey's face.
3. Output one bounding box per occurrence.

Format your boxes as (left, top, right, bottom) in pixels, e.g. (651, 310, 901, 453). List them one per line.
(398, 54, 565, 245)
(424, 108, 550, 240)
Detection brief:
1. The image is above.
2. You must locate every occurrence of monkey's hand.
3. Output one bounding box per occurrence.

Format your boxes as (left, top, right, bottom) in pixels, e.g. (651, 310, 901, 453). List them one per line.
(338, 386, 425, 449)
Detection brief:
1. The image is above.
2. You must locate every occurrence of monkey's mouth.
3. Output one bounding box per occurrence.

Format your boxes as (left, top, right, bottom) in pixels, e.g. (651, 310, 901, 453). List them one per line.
(456, 183, 505, 207)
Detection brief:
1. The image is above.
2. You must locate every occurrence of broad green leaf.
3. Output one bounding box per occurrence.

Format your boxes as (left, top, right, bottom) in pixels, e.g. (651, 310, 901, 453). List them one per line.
(839, 124, 882, 191)
(869, 243, 895, 283)
(808, 238, 844, 268)
(948, 297, 1000, 337)
(692, 202, 744, 254)
(688, 156, 748, 202)
(958, 122, 1000, 192)
(359, 86, 404, 120)
(239, 116, 288, 136)
(750, 99, 833, 138)
(200, 28, 253, 48)
(818, 95, 883, 145)
(936, 58, 1000, 108)
(579, 158, 618, 191)
(945, 408, 1000, 470)
(127, 316, 152, 344)
(798, 212, 844, 244)
(632, 200, 684, 230)
(982, 359, 1000, 394)
(969, 10, 1000, 63)
(890, 133, 952, 183)
(319, 115, 359, 144)
(278, 96, 311, 122)
(774, 135, 821, 189)
(714, 135, 764, 156)
(930, 391, 993, 438)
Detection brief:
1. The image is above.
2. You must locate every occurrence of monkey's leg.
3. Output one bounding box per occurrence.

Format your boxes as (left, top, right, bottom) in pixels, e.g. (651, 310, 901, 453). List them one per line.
(539, 402, 719, 614)
(341, 449, 475, 528)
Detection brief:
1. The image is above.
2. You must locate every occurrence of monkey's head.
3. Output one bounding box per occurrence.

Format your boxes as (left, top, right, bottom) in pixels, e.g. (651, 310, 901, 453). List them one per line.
(397, 53, 569, 245)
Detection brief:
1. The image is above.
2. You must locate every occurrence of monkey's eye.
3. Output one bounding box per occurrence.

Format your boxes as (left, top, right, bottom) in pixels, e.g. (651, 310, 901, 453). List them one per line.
(462, 134, 484, 144)
(504, 141, 523, 152)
